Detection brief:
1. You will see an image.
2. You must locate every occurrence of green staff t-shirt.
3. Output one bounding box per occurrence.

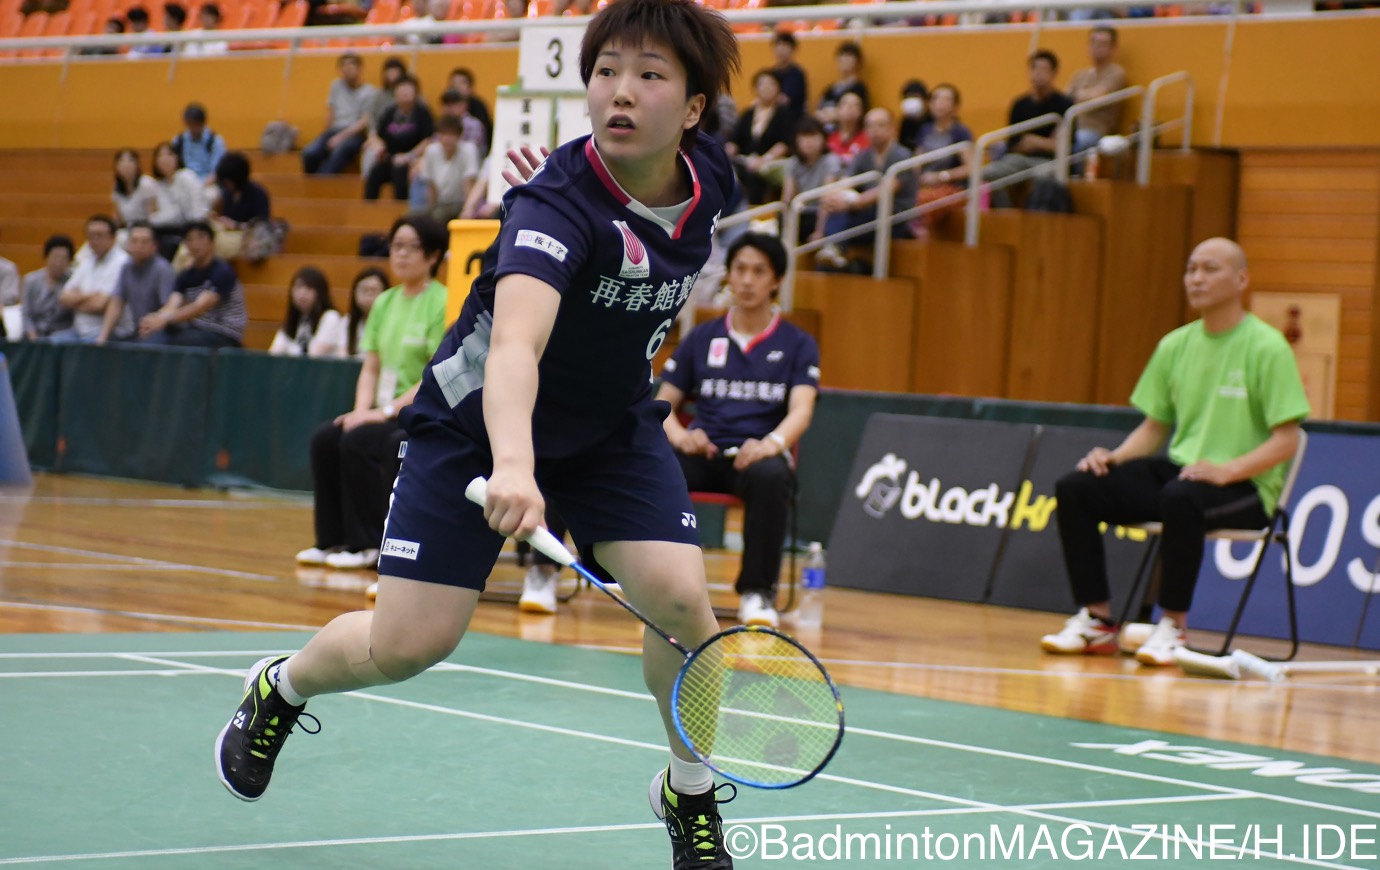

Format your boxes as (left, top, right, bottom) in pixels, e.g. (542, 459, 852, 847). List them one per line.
(1130, 313, 1310, 514)
(361, 279, 449, 404)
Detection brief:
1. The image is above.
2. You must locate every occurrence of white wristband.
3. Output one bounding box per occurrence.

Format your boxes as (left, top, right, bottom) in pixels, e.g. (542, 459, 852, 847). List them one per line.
(767, 432, 787, 450)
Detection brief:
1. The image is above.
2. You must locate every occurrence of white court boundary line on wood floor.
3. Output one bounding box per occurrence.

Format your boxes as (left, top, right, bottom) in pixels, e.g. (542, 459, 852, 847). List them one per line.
(0, 647, 1376, 869)
(0, 540, 278, 582)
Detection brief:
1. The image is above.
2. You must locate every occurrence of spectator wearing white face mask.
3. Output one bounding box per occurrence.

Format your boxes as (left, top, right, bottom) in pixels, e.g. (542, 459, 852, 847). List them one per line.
(897, 80, 930, 152)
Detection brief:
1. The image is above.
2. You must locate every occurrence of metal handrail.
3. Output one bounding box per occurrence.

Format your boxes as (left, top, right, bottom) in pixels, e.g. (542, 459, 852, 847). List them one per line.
(780, 170, 881, 308)
(1053, 85, 1144, 184)
(965, 112, 1063, 247)
(1137, 72, 1195, 185)
(717, 200, 784, 233)
(870, 141, 973, 278)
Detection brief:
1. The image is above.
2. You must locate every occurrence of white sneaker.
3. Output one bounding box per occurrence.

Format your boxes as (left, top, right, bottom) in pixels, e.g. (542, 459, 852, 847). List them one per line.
(518, 566, 558, 614)
(1040, 607, 1120, 655)
(325, 548, 380, 570)
(365, 581, 378, 601)
(815, 244, 848, 270)
(1135, 617, 1187, 666)
(738, 592, 779, 628)
(295, 546, 330, 565)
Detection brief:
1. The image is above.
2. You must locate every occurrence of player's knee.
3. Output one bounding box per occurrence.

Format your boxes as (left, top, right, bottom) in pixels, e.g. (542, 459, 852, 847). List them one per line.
(1054, 470, 1096, 506)
(309, 421, 341, 458)
(742, 456, 792, 491)
(1158, 482, 1203, 522)
(369, 634, 458, 681)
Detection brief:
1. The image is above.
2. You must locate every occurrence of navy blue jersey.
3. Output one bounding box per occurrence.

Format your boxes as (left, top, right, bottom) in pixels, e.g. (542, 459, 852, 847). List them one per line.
(661, 312, 820, 449)
(412, 131, 736, 458)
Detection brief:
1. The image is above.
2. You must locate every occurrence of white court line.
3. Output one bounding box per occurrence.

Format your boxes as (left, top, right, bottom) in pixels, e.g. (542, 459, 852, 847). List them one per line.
(102, 653, 1371, 870)
(8, 648, 1380, 827)
(0, 602, 315, 631)
(0, 539, 277, 582)
(0, 794, 1255, 866)
(0, 496, 295, 508)
(0, 563, 246, 572)
(0, 669, 209, 679)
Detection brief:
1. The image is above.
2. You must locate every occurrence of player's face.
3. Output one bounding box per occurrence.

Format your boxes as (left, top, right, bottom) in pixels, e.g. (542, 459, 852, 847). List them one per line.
(1184, 242, 1247, 312)
(727, 246, 780, 312)
(588, 38, 704, 165)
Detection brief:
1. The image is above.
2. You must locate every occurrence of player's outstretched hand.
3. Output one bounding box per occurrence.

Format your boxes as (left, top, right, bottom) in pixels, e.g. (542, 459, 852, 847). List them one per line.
(483, 468, 546, 540)
(502, 145, 551, 188)
(1077, 447, 1115, 476)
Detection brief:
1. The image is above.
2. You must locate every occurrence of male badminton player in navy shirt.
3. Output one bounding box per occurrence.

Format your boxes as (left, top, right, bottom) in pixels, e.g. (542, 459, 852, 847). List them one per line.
(215, 1, 744, 867)
(658, 232, 820, 629)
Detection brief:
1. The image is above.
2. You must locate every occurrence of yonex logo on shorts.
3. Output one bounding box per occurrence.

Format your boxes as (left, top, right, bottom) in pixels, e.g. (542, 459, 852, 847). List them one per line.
(381, 538, 421, 560)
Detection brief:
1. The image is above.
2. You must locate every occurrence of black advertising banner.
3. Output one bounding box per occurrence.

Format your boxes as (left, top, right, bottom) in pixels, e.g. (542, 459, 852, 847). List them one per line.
(828, 415, 1037, 601)
(985, 426, 1155, 615)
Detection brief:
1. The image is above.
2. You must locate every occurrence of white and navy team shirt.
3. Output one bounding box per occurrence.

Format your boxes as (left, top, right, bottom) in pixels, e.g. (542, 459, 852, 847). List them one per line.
(416, 131, 737, 458)
(661, 311, 820, 450)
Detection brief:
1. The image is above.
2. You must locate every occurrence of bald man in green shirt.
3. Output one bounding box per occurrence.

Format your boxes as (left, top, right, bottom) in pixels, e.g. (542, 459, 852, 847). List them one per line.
(1042, 238, 1310, 666)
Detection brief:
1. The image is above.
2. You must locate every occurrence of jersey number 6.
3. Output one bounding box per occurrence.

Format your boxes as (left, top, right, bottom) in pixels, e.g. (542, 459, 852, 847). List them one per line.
(646, 318, 672, 361)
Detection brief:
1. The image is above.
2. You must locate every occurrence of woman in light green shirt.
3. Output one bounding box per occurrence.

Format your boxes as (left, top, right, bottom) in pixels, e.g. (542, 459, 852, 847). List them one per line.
(295, 214, 450, 571)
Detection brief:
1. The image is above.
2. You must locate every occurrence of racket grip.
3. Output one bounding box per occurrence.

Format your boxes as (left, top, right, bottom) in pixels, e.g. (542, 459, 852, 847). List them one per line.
(1230, 649, 1285, 682)
(464, 476, 577, 567)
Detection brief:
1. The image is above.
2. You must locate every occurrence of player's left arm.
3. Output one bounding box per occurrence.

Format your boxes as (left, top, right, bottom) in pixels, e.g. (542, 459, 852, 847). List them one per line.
(483, 273, 560, 539)
(1179, 420, 1300, 487)
(734, 384, 817, 471)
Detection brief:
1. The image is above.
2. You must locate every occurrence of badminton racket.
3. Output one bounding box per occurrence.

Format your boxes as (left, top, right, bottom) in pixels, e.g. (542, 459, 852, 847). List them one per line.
(466, 476, 844, 789)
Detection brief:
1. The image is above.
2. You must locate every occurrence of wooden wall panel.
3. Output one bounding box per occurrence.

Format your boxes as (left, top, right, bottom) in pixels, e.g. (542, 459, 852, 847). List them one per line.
(1071, 181, 1193, 406)
(1151, 150, 1239, 247)
(890, 240, 1014, 398)
(1236, 149, 1380, 422)
(792, 272, 916, 393)
(981, 211, 1103, 404)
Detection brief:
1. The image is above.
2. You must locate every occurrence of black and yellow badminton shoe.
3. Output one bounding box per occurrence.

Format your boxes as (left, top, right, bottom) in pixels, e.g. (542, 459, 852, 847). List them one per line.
(650, 768, 738, 869)
(214, 655, 317, 801)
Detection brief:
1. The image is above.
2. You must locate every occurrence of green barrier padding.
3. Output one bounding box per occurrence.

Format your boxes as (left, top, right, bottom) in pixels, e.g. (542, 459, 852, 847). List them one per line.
(0, 341, 61, 470)
(55, 344, 213, 487)
(207, 350, 361, 491)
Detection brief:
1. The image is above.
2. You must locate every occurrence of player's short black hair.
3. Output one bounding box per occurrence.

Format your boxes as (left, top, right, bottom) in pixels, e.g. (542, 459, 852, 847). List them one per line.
(44, 234, 75, 258)
(1029, 49, 1059, 71)
(390, 213, 449, 277)
(726, 232, 788, 281)
(579, 0, 741, 150)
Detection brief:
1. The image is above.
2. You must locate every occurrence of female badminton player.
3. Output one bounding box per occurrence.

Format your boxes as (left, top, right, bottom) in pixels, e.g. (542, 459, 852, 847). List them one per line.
(215, 1, 743, 866)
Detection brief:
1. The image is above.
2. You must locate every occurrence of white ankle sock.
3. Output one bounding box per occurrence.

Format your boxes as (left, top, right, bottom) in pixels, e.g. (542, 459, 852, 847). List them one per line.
(270, 657, 308, 706)
(668, 754, 713, 795)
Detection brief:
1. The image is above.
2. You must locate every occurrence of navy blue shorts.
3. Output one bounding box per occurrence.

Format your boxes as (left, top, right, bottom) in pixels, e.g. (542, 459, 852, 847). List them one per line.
(376, 401, 700, 590)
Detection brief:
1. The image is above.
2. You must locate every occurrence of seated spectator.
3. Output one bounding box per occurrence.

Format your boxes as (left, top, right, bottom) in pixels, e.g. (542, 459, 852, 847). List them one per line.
(437, 88, 489, 158)
(148, 140, 210, 260)
(163, 3, 186, 42)
(51, 216, 130, 343)
(656, 233, 820, 628)
(183, 3, 228, 56)
(488, 0, 529, 42)
(96, 222, 174, 345)
(79, 17, 124, 56)
(780, 117, 842, 243)
(211, 152, 271, 231)
(0, 254, 17, 310)
(20, 236, 76, 340)
(446, 67, 493, 145)
(913, 84, 974, 233)
(269, 266, 346, 357)
(1068, 26, 1128, 170)
(295, 215, 449, 571)
(815, 41, 868, 129)
(172, 103, 227, 181)
(126, 6, 170, 55)
(303, 53, 379, 176)
(112, 148, 159, 227)
(399, 0, 449, 44)
(826, 90, 870, 162)
(769, 30, 808, 121)
(1042, 239, 1309, 666)
(140, 220, 246, 348)
(815, 108, 918, 270)
(365, 77, 435, 201)
(362, 58, 410, 180)
(704, 93, 738, 149)
(339, 267, 389, 358)
(553, 0, 594, 15)
(727, 69, 794, 205)
(897, 79, 930, 151)
(418, 115, 481, 223)
(981, 50, 1073, 204)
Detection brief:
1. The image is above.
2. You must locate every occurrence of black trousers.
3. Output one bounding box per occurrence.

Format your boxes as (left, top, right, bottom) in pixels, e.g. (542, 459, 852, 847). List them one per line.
(364, 159, 410, 201)
(310, 420, 406, 552)
(678, 452, 793, 595)
(1054, 457, 1270, 614)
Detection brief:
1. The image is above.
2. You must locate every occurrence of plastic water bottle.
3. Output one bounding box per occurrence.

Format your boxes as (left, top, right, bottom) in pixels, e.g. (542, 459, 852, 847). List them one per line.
(795, 543, 827, 629)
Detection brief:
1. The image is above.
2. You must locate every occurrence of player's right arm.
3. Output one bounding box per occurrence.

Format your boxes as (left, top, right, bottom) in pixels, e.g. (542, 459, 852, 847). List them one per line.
(483, 273, 560, 540)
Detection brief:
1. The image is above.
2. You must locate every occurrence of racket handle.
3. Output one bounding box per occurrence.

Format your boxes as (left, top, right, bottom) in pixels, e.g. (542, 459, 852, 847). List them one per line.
(1230, 649, 1286, 682)
(464, 477, 577, 567)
